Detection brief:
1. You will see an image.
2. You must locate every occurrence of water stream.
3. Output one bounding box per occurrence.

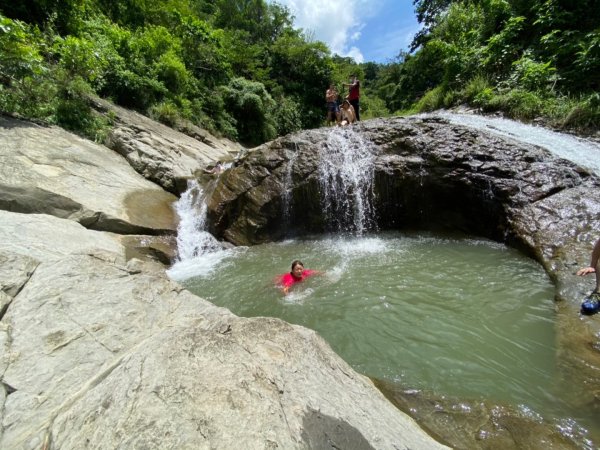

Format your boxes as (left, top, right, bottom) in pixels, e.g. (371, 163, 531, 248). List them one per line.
(431, 111, 600, 176)
(318, 128, 378, 234)
(168, 118, 600, 447)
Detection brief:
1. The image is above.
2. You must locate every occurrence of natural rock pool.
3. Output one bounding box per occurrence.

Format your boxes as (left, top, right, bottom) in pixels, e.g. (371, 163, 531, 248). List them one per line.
(169, 232, 598, 447)
(169, 116, 600, 448)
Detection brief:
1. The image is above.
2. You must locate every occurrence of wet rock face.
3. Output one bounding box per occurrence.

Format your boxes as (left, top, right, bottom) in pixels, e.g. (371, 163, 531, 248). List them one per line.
(207, 116, 596, 251)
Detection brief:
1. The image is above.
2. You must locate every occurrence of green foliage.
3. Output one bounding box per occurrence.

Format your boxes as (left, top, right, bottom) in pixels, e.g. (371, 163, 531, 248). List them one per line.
(270, 32, 333, 129)
(54, 34, 107, 82)
(272, 95, 302, 136)
(0, 0, 342, 144)
(0, 14, 56, 120)
(487, 88, 545, 120)
(174, 15, 230, 86)
(221, 77, 277, 145)
(0, 15, 46, 83)
(148, 100, 182, 127)
(0, 0, 89, 34)
(52, 72, 112, 140)
(481, 15, 526, 76)
(373, 0, 599, 133)
(414, 85, 447, 112)
(461, 75, 491, 102)
(507, 51, 558, 92)
(360, 95, 390, 120)
(153, 50, 190, 94)
(574, 30, 600, 90)
(561, 93, 600, 129)
(2, 0, 598, 143)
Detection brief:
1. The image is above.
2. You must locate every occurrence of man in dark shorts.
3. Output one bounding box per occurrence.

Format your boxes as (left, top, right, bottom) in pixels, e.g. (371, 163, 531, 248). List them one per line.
(325, 84, 340, 125)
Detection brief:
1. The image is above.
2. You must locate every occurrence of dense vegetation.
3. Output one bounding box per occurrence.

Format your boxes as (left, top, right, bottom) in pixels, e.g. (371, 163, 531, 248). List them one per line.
(373, 0, 600, 130)
(0, 0, 343, 144)
(0, 0, 598, 145)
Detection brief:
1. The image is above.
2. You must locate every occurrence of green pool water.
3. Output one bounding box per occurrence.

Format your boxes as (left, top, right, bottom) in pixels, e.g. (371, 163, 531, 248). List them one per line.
(171, 231, 597, 445)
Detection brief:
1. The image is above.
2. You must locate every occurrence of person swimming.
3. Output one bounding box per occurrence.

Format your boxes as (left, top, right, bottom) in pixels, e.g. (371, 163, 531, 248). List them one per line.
(277, 260, 322, 294)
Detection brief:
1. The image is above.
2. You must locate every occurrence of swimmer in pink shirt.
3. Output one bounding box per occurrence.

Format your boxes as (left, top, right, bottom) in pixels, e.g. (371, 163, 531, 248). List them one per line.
(277, 260, 323, 294)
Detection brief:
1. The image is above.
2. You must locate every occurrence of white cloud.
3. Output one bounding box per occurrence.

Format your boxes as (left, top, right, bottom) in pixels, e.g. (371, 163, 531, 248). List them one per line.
(346, 47, 364, 63)
(272, 0, 380, 62)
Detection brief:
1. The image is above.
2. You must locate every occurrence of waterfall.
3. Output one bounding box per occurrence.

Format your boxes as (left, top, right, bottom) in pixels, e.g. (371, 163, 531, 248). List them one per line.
(173, 179, 222, 261)
(281, 144, 299, 231)
(318, 127, 378, 234)
(432, 111, 600, 176)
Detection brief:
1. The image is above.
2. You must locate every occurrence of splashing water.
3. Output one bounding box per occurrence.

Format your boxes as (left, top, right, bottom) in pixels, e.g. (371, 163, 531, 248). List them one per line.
(318, 128, 379, 234)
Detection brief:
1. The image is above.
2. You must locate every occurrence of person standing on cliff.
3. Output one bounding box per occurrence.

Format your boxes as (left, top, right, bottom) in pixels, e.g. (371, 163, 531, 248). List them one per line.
(576, 237, 600, 314)
(325, 83, 340, 125)
(343, 74, 360, 121)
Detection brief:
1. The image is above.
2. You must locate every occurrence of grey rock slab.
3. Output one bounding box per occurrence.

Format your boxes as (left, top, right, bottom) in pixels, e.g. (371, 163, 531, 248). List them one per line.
(0, 117, 177, 234)
(1, 252, 446, 450)
(93, 98, 241, 193)
(0, 210, 124, 264)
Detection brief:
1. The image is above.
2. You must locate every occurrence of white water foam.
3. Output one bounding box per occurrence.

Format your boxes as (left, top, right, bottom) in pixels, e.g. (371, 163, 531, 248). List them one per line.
(173, 179, 222, 261)
(167, 248, 236, 282)
(168, 173, 238, 281)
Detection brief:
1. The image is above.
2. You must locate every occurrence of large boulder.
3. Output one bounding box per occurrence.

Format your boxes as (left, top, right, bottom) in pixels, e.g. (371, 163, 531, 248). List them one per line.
(92, 98, 242, 193)
(0, 117, 177, 235)
(0, 210, 447, 449)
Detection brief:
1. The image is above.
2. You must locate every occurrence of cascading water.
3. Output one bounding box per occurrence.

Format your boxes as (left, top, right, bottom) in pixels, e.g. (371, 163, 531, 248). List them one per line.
(167, 120, 600, 447)
(318, 127, 379, 234)
(281, 144, 299, 231)
(432, 111, 600, 176)
(173, 179, 222, 260)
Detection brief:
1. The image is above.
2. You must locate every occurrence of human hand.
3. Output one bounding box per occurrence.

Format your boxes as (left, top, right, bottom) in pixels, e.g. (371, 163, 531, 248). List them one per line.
(577, 267, 596, 276)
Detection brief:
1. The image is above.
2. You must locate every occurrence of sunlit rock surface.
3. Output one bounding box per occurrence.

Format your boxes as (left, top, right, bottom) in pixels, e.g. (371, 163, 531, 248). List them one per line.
(0, 117, 177, 235)
(0, 210, 446, 450)
(93, 97, 242, 194)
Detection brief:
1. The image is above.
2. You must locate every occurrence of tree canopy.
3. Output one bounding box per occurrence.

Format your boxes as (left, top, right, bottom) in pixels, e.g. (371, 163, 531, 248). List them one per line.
(0, 0, 597, 142)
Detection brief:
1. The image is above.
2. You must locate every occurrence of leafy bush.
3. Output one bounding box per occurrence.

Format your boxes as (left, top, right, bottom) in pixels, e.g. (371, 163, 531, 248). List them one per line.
(0, 14, 54, 118)
(461, 75, 491, 102)
(53, 73, 113, 141)
(221, 77, 277, 145)
(473, 87, 495, 109)
(149, 100, 181, 127)
(414, 86, 447, 112)
(272, 95, 302, 136)
(509, 53, 558, 92)
(487, 89, 545, 120)
(360, 95, 390, 120)
(561, 93, 600, 129)
(55, 35, 107, 82)
(153, 50, 189, 94)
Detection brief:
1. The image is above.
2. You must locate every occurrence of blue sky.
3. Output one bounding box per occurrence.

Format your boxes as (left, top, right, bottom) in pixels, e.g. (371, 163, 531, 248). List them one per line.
(270, 0, 421, 63)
